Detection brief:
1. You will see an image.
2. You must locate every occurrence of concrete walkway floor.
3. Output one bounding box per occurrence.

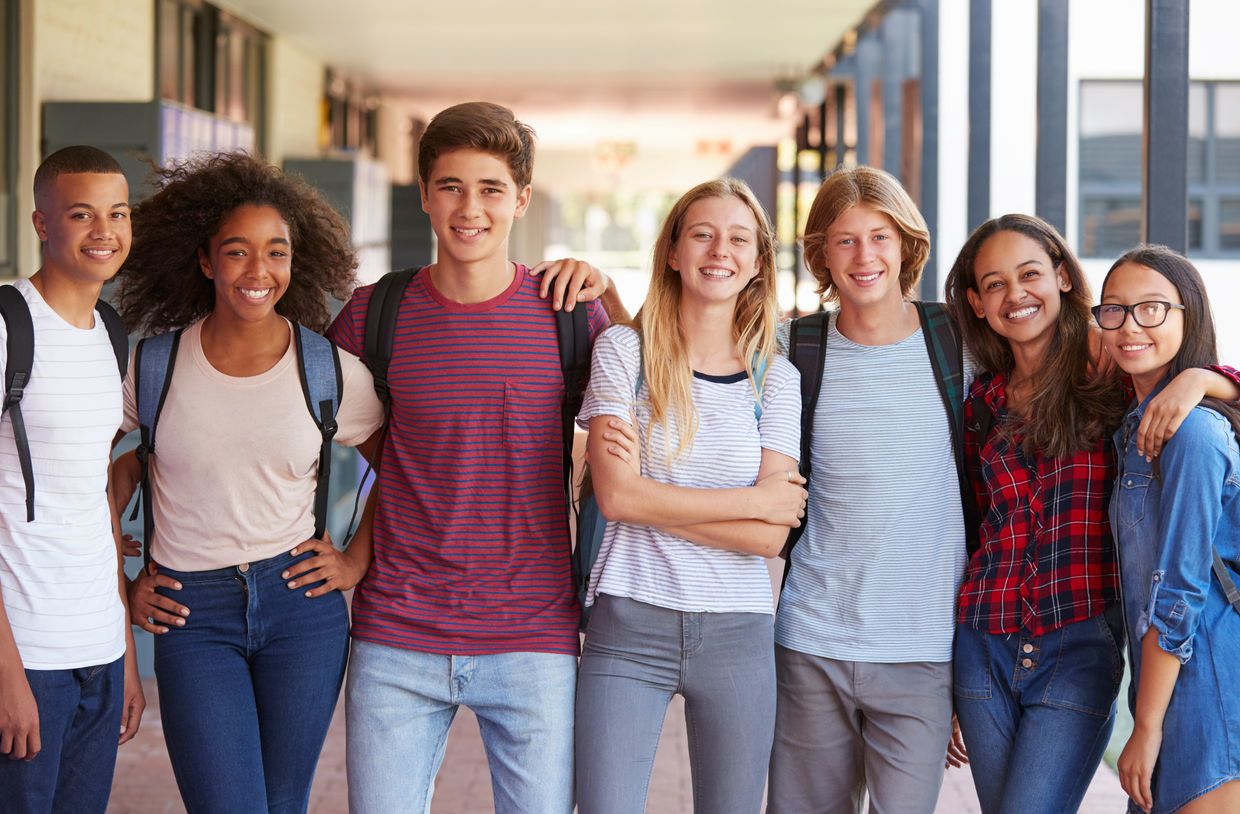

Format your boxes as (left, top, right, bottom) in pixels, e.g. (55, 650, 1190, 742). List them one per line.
(107, 679, 1129, 813)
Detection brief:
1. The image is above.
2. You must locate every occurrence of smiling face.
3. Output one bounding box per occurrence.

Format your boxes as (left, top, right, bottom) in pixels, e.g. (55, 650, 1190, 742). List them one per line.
(668, 195, 761, 307)
(420, 148, 531, 272)
(32, 172, 131, 285)
(821, 203, 904, 312)
(1098, 261, 1184, 392)
(198, 204, 292, 324)
(965, 229, 1072, 351)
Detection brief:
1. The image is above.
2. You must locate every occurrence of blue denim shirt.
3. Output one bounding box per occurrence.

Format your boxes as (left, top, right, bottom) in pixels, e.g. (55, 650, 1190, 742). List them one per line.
(1111, 382, 1240, 673)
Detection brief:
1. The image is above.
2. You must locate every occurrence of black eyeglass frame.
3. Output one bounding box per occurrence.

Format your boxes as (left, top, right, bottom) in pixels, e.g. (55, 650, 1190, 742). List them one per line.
(1091, 301, 1187, 330)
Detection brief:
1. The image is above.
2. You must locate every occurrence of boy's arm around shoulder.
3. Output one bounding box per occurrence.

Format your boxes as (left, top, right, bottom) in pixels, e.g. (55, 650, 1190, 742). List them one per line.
(532, 258, 631, 323)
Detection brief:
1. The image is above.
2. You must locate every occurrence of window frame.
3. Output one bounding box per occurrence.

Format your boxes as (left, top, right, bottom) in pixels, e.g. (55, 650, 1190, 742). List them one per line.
(1078, 78, 1240, 259)
(155, 0, 268, 147)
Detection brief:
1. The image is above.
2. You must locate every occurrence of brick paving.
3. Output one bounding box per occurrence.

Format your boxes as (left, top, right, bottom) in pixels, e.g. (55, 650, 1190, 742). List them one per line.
(109, 678, 1128, 813)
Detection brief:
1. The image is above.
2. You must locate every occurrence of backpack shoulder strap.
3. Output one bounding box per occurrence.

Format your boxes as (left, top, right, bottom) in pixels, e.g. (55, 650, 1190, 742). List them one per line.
(363, 267, 420, 405)
(0, 285, 36, 521)
(789, 312, 829, 463)
(555, 306, 592, 507)
(1214, 549, 1240, 615)
(750, 353, 769, 421)
(293, 325, 343, 541)
(915, 300, 983, 556)
(133, 330, 182, 567)
(915, 301, 966, 456)
(94, 299, 128, 379)
(781, 310, 830, 569)
(964, 387, 994, 559)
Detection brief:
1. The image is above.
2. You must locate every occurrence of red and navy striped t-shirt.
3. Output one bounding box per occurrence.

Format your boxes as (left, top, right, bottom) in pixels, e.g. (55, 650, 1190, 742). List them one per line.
(328, 264, 608, 655)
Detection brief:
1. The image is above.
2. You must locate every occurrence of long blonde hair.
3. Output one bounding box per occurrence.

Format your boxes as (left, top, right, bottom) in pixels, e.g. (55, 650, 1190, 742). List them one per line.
(635, 178, 779, 459)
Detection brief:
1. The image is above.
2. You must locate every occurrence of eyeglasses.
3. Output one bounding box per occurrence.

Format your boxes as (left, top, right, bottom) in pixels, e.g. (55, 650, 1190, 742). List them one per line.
(1091, 301, 1186, 330)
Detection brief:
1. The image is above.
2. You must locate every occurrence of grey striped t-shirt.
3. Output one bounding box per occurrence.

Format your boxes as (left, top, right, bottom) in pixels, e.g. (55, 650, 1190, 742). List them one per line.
(577, 325, 801, 615)
(774, 311, 970, 663)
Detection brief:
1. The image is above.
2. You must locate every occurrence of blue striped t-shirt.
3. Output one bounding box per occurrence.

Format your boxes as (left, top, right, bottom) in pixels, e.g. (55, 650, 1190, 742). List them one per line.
(774, 311, 970, 663)
(578, 325, 801, 615)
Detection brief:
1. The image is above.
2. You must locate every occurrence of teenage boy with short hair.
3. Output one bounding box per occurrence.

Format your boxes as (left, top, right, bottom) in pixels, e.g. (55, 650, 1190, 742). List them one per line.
(0, 146, 144, 813)
(327, 102, 610, 814)
(767, 166, 968, 813)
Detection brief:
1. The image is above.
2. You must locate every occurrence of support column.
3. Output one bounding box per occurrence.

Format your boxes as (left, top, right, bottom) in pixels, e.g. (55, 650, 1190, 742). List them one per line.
(1142, 0, 1190, 251)
(1035, 0, 1069, 234)
(968, 0, 992, 231)
(919, 0, 940, 298)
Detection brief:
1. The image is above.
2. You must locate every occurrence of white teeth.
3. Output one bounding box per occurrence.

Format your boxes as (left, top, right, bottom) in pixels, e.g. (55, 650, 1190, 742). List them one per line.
(240, 288, 272, 300)
(1007, 306, 1038, 319)
(854, 272, 880, 282)
(701, 268, 734, 279)
(1120, 344, 1151, 352)
(455, 228, 485, 237)
(83, 248, 114, 256)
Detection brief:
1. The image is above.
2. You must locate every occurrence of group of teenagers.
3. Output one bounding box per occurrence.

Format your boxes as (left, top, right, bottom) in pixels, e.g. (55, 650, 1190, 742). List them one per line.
(0, 98, 1237, 814)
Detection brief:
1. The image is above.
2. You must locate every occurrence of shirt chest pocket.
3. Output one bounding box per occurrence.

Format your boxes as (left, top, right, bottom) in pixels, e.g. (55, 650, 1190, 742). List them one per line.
(502, 381, 562, 450)
(1116, 471, 1155, 529)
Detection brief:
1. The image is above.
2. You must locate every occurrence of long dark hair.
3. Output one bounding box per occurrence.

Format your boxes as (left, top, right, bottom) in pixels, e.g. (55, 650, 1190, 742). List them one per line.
(1102, 244, 1240, 439)
(117, 152, 357, 335)
(945, 214, 1126, 456)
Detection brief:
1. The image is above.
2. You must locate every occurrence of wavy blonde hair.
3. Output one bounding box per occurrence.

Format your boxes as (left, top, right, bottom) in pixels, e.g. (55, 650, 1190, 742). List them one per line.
(634, 178, 778, 459)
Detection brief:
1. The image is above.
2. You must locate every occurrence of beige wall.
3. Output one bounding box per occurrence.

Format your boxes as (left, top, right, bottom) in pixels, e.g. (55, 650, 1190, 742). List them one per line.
(15, 0, 155, 275)
(376, 100, 413, 185)
(35, 0, 153, 102)
(267, 38, 325, 166)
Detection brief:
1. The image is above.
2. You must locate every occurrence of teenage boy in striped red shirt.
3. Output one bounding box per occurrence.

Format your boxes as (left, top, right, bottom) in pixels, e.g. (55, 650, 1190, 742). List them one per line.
(328, 102, 622, 814)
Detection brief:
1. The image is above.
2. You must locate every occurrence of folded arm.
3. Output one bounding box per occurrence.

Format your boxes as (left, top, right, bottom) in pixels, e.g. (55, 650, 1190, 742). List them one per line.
(587, 415, 806, 556)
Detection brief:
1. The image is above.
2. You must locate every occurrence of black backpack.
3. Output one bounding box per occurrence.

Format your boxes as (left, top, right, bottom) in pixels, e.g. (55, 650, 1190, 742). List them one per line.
(0, 284, 128, 522)
(782, 301, 978, 576)
(360, 266, 592, 582)
(130, 324, 343, 566)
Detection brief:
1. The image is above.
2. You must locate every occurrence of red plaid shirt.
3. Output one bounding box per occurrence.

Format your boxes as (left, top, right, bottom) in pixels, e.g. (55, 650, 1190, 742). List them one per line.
(957, 365, 1240, 635)
(956, 372, 1118, 635)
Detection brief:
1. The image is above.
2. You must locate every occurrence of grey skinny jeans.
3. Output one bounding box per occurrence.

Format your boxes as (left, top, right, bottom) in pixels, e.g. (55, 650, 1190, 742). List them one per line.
(575, 594, 776, 814)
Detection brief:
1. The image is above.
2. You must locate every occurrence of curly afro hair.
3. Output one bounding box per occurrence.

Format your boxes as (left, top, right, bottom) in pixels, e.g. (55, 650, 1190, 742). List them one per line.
(117, 152, 358, 335)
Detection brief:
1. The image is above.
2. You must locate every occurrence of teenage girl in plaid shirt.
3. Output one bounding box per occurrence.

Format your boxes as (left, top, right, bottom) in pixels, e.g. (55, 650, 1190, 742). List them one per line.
(942, 215, 1240, 814)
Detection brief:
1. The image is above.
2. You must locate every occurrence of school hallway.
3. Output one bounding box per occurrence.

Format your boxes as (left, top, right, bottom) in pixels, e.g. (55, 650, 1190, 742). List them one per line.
(107, 676, 1129, 813)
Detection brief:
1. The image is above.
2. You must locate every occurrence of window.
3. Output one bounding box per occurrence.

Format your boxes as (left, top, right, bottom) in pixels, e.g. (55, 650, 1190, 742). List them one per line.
(157, 1, 267, 135)
(324, 71, 379, 155)
(1, 0, 15, 274)
(1079, 79, 1240, 257)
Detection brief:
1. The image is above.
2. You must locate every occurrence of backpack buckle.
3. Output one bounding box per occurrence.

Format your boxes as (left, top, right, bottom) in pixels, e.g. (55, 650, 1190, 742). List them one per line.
(4, 371, 27, 407)
(134, 444, 150, 465)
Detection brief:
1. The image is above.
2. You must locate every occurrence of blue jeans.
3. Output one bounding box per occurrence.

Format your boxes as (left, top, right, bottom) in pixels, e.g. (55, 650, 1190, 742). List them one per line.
(345, 639, 576, 814)
(153, 551, 349, 814)
(576, 595, 776, 814)
(953, 607, 1124, 814)
(0, 656, 122, 814)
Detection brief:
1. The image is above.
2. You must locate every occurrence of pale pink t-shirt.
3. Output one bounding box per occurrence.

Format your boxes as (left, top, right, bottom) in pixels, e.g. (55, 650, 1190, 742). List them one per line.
(121, 318, 385, 571)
